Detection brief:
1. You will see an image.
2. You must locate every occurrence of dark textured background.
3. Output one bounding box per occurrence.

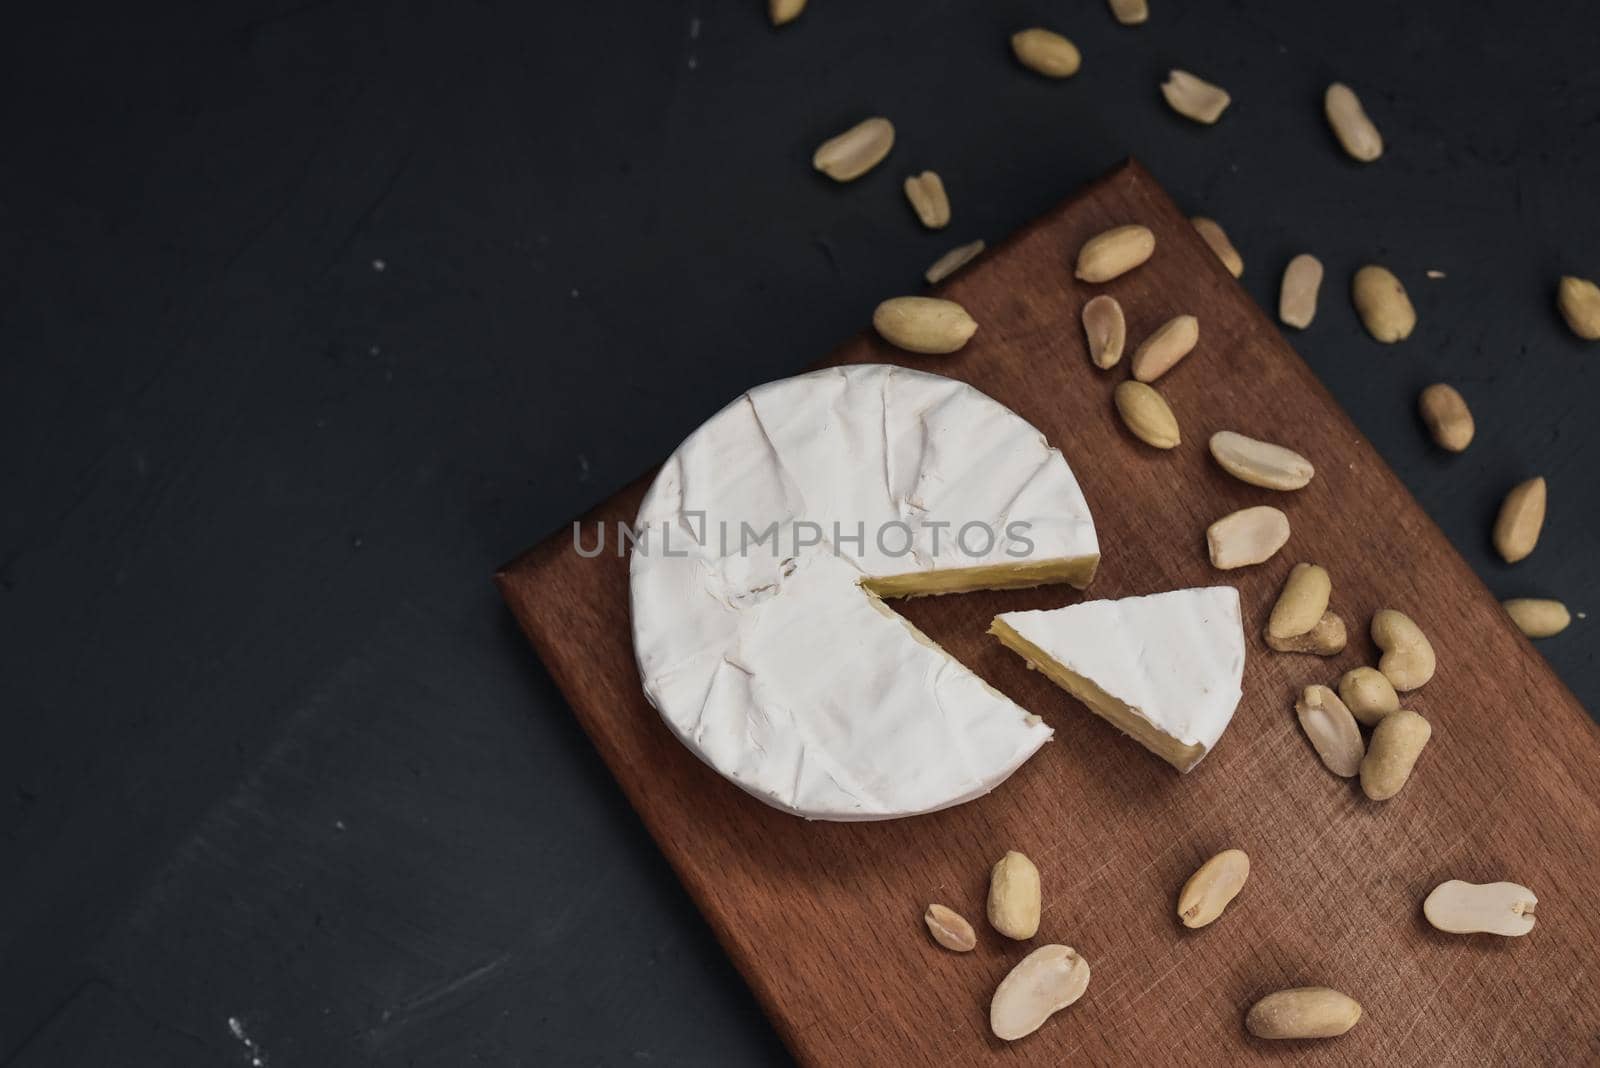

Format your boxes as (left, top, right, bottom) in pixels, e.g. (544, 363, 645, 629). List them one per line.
(2, 1, 1595, 1065)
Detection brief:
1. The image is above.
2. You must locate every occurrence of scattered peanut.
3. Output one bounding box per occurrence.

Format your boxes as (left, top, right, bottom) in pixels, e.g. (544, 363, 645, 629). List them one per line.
(1424, 880, 1538, 937)
(1493, 477, 1547, 564)
(1557, 276, 1600, 340)
(903, 171, 950, 230)
(1011, 28, 1081, 78)
(925, 240, 985, 285)
(1279, 254, 1324, 329)
(1418, 384, 1474, 452)
(924, 903, 977, 952)
(1208, 431, 1315, 491)
(872, 297, 976, 354)
(769, 0, 806, 26)
(1268, 563, 1332, 640)
(1161, 70, 1230, 124)
(1191, 217, 1243, 277)
(1082, 295, 1126, 369)
(1131, 314, 1200, 382)
(988, 851, 1041, 940)
(812, 118, 895, 182)
(1246, 988, 1362, 1040)
(1324, 83, 1383, 162)
(1177, 849, 1249, 928)
(1265, 610, 1346, 655)
(1371, 609, 1435, 691)
(1504, 598, 1571, 638)
(1206, 506, 1291, 570)
(1113, 380, 1180, 449)
(1075, 224, 1156, 283)
(1360, 708, 1431, 800)
(1107, 0, 1148, 25)
(990, 945, 1091, 1041)
(1352, 265, 1416, 342)
(1296, 685, 1364, 778)
(1337, 666, 1400, 727)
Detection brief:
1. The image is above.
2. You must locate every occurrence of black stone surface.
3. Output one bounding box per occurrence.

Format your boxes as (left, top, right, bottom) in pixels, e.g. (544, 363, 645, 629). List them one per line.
(2, 1, 1595, 1064)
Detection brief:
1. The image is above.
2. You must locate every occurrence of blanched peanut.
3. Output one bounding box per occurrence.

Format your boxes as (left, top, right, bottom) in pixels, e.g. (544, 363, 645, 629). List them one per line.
(988, 850, 1041, 939)
(1177, 849, 1249, 928)
(1337, 666, 1399, 727)
(1371, 609, 1435, 691)
(1360, 709, 1431, 801)
(1246, 988, 1362, 1040)
(1267, 563, 1331, 640)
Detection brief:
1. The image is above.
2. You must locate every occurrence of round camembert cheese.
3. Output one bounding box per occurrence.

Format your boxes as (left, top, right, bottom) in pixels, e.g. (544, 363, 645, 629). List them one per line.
(629, 364, 1099, 820)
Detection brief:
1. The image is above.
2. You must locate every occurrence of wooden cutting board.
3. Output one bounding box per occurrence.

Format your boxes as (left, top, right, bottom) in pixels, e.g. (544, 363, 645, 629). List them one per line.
(496, 160, 1600, 1065)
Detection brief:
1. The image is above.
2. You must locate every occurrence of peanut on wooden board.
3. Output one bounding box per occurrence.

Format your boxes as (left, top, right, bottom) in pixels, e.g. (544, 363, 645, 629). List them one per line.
(903, 171, 950, 230)
(1246, 988, 1362, 1040)
(872, 297, 976, 354)
(812, 118, 894, 182)
(1177, 849, 1249, 928)
(1131, 314, 1200, 382)
(1075, 224, 1156, 283)
(1504, 598, 1571, 638)
(769, 0, 806, 26)
(1011, 28, 1081, 78)
(1208, 431, 1315, 491)
(988, 850, 1041, 940)
(925, 240, 985, 285)
(1161, 69, 1230, 124)
(1265, 610, 1346, 655)
(1324, 83, 1383, 162)
(1296, 685, 1364, 778)
(1557, 275, 1600, 340)
(1493, 477, 1546, 564)
(1279, 253, 1324, 329)
(1360, 708, 1432, 801)
(1337, 666, 1399, 727)
(1267, 563, 1332, 640)
(1371, 608, 1435, 692)
(1191, 217, 1243, 277)
(923, 903, 977, 952)
(1207, 506, 1290, 570)
(1114, 380, 1180, 449)
(1423, 880, 1538, 937)
(1082, 295, 1126, 369)
(1418, 384, 1474, 452)
(990, 945, 1091, 1041)
(1107, 0, 1148, 26)
(1352, 265, 1416, 342)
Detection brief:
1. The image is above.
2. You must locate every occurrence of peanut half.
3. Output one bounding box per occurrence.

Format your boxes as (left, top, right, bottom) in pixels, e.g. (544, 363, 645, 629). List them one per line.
(903, 171, 950, 230)
(924, 903, 977, 951)
(872, 296, 977, 354)
(1177, 849, 1249, 928)
(1011, 28, 1081, 78)
(769, 0, 806, 26)
(1082, 294, 1127, 369)
(1418, 384, 1474, 452)
(1337, 666, 1399, 727)
(1076, 224, 1156, 283)
(988, 850, 1041, 940)
(1162, 70, 1230, 124)
(1296, 685, 1364, 778)
(1504, 598, 1571, 638)
(813, 117, 894, 182)
(1324, 83, 1383, 162)
(1131, 314, 1200, 382)
(1246, 988, 1362, 1040)
(1557, 275, 1600, 340)
(1208, 431, 1315, 491)
(1113, 380, 1180, 449)
(1493, 477, 1546, 563)
(1108, 0, 1148, 26)
(1207, 506, 1290, 570)
(1360, 708, 1431, 801)
(1423, 880, 1538, 937)
(1268, 563, 1332, 640)
(1191, 217, 1243, 277)
(1265, 610, 1346, 655)
(1279, 253, 1324, 329)
(990, 945, 1091, 1041)
(1371, 609, 1435, 691)
(925, 239, 985, 285)
(1352, 265, 1416, 342)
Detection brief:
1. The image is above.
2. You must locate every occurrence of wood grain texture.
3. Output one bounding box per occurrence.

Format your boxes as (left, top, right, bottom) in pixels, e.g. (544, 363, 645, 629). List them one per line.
(496, 160, 1600, 1066)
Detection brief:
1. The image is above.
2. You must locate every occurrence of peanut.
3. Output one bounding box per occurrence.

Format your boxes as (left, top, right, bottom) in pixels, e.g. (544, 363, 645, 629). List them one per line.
(924, 903, 977, 952)
(1324, 83, 1383, 162)
(990, 945, 1091, 1041)
(1493, 477, 1546, 564)
(769, 0, 806, 26)
(903, 171, 950, 230)
(1279, 253, 1324, 329)
(1268, 563, 1332, 640)
(812, 117, 894, 182)
(1423, 880, 1537, 937)
(1107, 0, 1148, 25)
(1296, 685, 1364, 778)
(1177, 849, 1249, 928)
(1131, 314, 1200, 382)
(1418, 384, 1474, 452)
(1191, 217, 1243, 277)
(1208, 431, 1315, 491)
(1558, 276, 1600, 340)
(1337, 666, 1399, 727)
(1503, 598, 1571, 639)
(1352, 265, 1415, 342)
(1360, 708, 1431, 801)
(1011, 28, 1081, 78)
(1246, 988, 1362, 1040)
(1082, 294, 1126, 369)
(924, 240, 985, 285)
(1075, 224, 1156, 282)
(988, 850, 1041, 940)
(1264, 610, 1346, 655)
(1206, 506, 1290, 570)
(872, 296, 977, 354)
(1113, 380, 1180, 449)
(1371, 609, 1435, 691)
(1161, 69, 1230, 124)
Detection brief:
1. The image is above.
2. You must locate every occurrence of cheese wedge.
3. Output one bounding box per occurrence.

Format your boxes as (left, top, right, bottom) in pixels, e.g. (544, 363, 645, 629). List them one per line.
(990, 587, 1245, 771)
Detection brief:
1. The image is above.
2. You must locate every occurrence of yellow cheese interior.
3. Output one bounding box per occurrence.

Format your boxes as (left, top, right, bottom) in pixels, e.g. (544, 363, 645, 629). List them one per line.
(988, 617, 1204, 772)
(862, 554, 1099, 600)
